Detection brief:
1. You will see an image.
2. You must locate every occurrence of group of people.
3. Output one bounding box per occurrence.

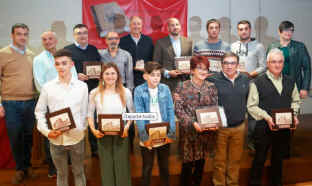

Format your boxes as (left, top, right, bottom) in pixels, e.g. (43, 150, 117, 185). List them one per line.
(0, 14, 310, 186)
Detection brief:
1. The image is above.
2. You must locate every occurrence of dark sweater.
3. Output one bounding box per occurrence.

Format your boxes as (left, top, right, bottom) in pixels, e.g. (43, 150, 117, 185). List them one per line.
(64, 44, 101, 91)
(119, 34, 154, 86)
(208, 72, 250, 127)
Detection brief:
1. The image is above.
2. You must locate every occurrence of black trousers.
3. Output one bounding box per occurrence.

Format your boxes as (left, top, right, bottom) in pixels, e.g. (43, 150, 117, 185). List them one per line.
(249, 122, 290, 186)
(180, 159, 205, 186)
(140, 144, 170, 186)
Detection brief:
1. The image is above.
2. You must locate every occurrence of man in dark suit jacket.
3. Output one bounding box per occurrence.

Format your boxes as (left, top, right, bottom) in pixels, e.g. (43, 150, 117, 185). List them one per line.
(153, 18, 193, 92)
(119, 16, 154, 87)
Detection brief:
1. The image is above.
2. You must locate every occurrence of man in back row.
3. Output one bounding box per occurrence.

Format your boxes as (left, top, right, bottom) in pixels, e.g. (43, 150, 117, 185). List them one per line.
(0, 23, 37, 184)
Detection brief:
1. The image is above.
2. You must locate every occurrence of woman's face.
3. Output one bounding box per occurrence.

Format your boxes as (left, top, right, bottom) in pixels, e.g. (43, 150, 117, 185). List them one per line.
(192, 63, 208, 81)
(102, 67, 118, 86)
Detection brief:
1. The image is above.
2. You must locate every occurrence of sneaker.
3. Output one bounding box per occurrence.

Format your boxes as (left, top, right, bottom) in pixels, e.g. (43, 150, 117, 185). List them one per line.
(48, 172, 57, 179)
(11, 170, 25, 184)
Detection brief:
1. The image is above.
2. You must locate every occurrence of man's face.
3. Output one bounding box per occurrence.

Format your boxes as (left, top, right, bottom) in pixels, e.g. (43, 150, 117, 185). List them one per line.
(237, 23, 251, 41)
(106, 32, 120, 50)
(73, 27, 88, 46)
(54, 56, 74, 77)
(221, 56, 239, 78)
(279, 28, 294, 41)
(41, 32, 57, 51)
(168, 18, 181, 36)
(267, 53, 284, 77)
(11, 27, 29, 48)
(144, 70, 161, 89)
(130, 17, 143, 36)
(207, 22, 220, 39)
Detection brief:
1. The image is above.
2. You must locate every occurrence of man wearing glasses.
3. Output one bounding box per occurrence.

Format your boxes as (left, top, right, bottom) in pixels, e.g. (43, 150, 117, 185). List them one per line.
(64, 24, 101, 158)
(207, 52, 250, 186)
(267, 20, 311, 99)
(100, 31, 134, 90)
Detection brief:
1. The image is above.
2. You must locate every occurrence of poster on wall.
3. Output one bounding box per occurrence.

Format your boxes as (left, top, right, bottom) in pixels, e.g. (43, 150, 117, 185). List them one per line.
(82, 0, 188, 48)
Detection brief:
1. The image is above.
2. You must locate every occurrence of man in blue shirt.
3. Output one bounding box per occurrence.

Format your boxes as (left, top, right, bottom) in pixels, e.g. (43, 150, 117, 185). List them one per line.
(33, 31, 77, 178)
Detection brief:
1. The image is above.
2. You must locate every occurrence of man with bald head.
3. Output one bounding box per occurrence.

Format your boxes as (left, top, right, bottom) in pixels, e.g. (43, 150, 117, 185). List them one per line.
(247, 48, 300, 186)
(33, 31, 77, 178)
(153, 17, 193, 91)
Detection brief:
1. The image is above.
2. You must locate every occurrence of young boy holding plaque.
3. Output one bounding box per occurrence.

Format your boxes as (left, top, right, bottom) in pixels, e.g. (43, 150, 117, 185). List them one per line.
(35, 49, 88, 186)
(134, 61, 176, 186)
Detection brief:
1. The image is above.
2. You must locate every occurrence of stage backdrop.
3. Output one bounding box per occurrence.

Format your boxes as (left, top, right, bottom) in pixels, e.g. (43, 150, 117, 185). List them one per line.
(82, 0, 187, 48)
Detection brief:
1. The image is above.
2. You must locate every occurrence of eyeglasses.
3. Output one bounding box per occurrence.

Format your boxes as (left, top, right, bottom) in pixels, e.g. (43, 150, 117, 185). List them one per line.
(269, 60, 283, 64)
(107, 37, 119, 41)
(222, 61, 238, 65)
(283, 28, 295, 33)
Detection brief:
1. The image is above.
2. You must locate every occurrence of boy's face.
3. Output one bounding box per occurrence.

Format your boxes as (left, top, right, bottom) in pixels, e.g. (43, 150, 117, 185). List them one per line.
(54, 56, 73, 78)
(144, 70, 161, 89)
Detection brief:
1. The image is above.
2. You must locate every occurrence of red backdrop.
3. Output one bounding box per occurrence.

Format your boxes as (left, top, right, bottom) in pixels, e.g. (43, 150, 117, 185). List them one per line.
(0, 118, 15, 168)
(82, 0, 188, 48)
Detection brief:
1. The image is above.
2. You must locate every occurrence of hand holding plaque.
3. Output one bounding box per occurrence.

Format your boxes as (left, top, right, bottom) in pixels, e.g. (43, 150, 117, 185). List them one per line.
(83, 61, 102, 79)
(145, 122, 169, 146)
(195, 106, 222, 131)
(272, 108, 295, 130)
(175, 56, 191, 73)
(46, 107, 76, 132)
(98, 114, 124, 136)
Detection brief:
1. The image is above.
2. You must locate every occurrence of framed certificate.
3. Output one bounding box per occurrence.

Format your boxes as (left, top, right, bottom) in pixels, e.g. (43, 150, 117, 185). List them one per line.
(135, 60, 145, 70)
(196, 106, 222, 129)
(272, 108, 295, 129)
(83, 61, 102, 79)
(46, 107, 76, 131)
(98, 114, 124, 136)
(145, 122, 169, 145)
(175, 56, 192, 73)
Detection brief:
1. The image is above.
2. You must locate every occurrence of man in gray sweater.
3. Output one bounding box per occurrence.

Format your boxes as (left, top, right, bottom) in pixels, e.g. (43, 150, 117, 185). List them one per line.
(231, 20, 266, 152)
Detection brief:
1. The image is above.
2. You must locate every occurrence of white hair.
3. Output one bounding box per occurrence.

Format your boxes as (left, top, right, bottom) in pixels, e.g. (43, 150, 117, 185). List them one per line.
(267, 48, 284, 62)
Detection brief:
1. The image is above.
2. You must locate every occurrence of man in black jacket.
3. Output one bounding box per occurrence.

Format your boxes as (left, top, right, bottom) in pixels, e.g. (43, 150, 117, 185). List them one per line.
(119, 16, 154, 87)
(64, 24, 101, 157)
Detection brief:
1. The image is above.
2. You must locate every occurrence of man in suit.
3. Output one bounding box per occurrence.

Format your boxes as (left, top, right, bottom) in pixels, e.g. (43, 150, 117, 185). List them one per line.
(153, 18, 193, 91)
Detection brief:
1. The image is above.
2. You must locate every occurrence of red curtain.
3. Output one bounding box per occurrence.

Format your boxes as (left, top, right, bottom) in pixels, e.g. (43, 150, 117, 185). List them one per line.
(82, 0, 188, 48)
(0, 118, 15, 168)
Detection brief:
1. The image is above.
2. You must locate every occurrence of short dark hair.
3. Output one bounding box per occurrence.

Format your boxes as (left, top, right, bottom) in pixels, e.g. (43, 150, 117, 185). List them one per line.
(206, 18, 220, 30)
(190, 56, 210, 70)
(278, 20, 294, 32)
(144, 61, 162, 74)
(73, 24, 88, 31)
(237, 20, 251, 29)
(53, 49, 72, 59)
(221, 52, 239, 63)
(11, 23, 29, 34)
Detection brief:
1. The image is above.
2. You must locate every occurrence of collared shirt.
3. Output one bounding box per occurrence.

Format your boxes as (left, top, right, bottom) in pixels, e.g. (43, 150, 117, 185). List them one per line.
(35, 77, 88, 146)
(74, 41, 88, 50)
(99, 48, 134, 90)
(247, 71, 300, 120)
(10, 44, 25, 55)
(222, 71, 240, 84)
(33, 50, 78, 92)
(169, 35, 181, 57)
(130, 34, 141, 45)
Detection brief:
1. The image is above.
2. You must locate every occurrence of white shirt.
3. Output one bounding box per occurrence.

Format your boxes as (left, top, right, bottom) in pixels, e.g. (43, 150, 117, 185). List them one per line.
(35, 77, 88, 146)
(169, 35, 181, 57)
(148, 87, 162, 123)
(88, 87, 134, 120)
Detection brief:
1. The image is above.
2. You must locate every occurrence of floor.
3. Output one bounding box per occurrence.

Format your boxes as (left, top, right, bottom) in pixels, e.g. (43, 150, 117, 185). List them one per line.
(1, 114, 312, 186)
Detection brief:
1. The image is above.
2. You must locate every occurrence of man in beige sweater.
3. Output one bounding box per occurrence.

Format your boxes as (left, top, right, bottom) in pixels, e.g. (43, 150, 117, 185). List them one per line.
(0, 23, 37, 184)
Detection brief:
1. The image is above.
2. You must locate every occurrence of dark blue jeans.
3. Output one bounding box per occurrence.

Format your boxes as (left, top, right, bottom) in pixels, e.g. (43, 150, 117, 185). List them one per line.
(2, 99, 36, 171)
